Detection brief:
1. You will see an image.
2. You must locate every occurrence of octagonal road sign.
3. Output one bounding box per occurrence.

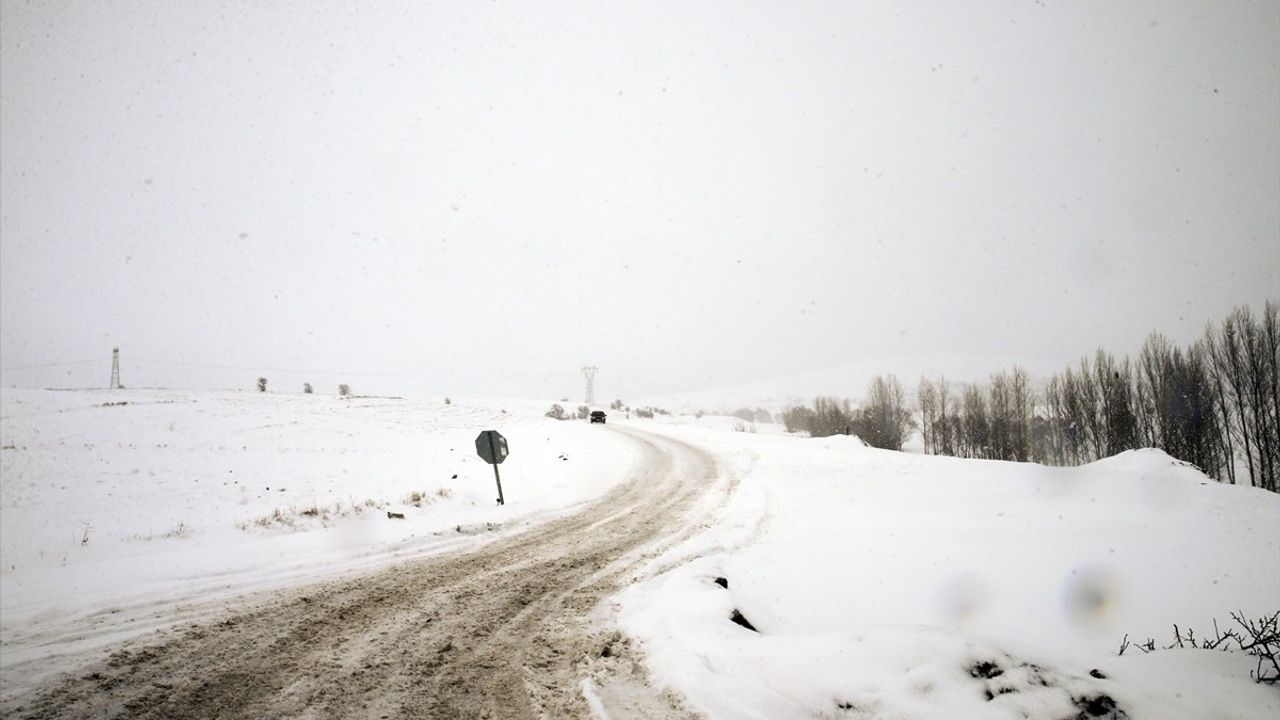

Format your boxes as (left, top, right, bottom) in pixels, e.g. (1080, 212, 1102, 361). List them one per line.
(475, 430, 509, 505)
(475, 430, 509, 465)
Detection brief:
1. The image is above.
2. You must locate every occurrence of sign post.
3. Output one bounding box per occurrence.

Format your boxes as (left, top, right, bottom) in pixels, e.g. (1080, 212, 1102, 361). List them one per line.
(474, 430, 509, 505)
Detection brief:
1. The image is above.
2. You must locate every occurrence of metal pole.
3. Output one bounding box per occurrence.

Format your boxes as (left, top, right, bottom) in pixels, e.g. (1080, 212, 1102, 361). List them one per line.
(487, 434, 505, 505)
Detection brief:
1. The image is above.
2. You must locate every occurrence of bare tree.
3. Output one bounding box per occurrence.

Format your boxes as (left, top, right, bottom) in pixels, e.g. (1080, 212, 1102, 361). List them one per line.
(860, 376, 914, 450)
(1243, 305, 1279, 491)
(1222, 304, 1280, 490)
(1137, 334, 1171, 446)
(918, 377, 937, 454)
(1042, 375, 1067, 464)
(1077, 354, 1107, 459)
(812, 396, 853, 438)
(1136, 334, 1223, 477)
(1009, 366, 1034, 462)
(1095, 350, 1139, 456)
(1056, 366, 1092, 463)
(1264, 301, 1280, 489)
(1220, 309, 1257, 482)
(989, 371, 1013, 460)
(960, 383, 989, 459)
(936, 376, 954, 455)
(1208, 306, 1279, 489)
(1202, 326, 1238, 484)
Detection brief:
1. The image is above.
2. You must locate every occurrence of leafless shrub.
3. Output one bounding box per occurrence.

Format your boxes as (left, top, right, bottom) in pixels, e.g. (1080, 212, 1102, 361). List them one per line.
(239, 497, 389, 531)
(404, 486, 453, 506)
(1118, 611, 1279, 684)
(1234, 612, 1280, 684)
(127, 521, 191, 541)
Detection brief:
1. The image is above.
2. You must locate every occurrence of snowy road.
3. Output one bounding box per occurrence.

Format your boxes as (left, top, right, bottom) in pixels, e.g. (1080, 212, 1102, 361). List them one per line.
(2, 427, 728, 719)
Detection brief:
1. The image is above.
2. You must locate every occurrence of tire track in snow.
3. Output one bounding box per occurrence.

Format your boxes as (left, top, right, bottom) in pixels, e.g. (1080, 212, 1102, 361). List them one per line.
(2, 427, 726, 720)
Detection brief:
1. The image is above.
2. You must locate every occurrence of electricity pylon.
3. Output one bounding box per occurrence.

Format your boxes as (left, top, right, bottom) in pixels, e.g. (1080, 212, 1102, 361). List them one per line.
(581, 366, 598, 405)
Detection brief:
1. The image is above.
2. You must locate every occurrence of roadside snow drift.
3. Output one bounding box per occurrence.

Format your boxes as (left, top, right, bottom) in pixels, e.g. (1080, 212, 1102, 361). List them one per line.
(611, 420, 1280, 720)
(0, 388, 633, 693)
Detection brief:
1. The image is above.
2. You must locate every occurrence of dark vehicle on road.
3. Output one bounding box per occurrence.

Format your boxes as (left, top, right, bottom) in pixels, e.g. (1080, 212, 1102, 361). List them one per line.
(590, 411, 606, 424)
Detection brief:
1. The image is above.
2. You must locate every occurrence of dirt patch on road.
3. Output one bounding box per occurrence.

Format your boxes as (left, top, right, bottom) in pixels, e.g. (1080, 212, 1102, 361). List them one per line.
(3, 429, 723, 720)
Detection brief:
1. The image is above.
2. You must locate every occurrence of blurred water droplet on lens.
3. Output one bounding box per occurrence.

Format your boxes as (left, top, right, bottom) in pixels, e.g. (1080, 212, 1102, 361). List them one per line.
(936, 573, 987, 625)
(1063, 564, 1123, 635)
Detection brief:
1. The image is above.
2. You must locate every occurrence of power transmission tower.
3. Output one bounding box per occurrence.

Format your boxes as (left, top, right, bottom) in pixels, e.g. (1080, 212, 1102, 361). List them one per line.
(581, 366, 598, 405)
(110, 348, 121, 390)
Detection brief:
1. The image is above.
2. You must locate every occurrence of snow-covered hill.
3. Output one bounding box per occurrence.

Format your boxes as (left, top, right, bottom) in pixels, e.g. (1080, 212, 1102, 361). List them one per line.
(611, 418, 1280, 719)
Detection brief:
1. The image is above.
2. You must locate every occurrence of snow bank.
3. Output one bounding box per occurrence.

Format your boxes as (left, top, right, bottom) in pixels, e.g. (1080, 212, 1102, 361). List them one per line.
(0, 388, 633, 685)
(611, 421, 1280, 719)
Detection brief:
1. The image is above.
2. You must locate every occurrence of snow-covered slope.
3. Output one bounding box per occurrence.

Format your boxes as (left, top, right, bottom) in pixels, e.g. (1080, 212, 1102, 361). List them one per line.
(0, 388, 632, 690)
(4, 391, 1276, 718)
(610, 419, 1280, 719)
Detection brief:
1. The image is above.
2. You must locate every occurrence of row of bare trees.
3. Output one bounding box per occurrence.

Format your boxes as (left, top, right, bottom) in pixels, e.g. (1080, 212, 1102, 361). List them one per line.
(782, 376, 916, 450)
(916, 302, 1278, 492)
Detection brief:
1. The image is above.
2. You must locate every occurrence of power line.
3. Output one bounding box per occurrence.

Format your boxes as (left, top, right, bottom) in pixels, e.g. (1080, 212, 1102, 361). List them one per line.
(0, 358, 107, 372)
(3, 354, 579, 382)
(127, 357, 577, 380)
(5, 353, 576, 379)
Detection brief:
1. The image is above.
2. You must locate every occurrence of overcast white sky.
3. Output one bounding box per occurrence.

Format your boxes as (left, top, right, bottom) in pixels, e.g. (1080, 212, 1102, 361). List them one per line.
(2, 1, 1277, 400)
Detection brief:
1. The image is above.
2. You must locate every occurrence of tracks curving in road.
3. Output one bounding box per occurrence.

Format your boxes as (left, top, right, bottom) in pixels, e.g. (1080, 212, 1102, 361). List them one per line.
(2, 428, 726, 720)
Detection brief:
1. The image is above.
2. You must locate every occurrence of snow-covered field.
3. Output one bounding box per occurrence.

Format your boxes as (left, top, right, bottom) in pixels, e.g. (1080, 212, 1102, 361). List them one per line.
(3, 389, 1277, 718)
(610, 417, 1280, 719)
(0, 387, 634, 692)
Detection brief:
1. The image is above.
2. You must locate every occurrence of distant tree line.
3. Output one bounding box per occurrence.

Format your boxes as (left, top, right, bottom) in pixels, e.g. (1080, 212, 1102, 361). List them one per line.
(914, 302, 1277, 493)
(776, 302, 1276, 492)
(781, 375, 916, 451)
(545, 402, 669, 420)
(731, 407, 774, 424)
